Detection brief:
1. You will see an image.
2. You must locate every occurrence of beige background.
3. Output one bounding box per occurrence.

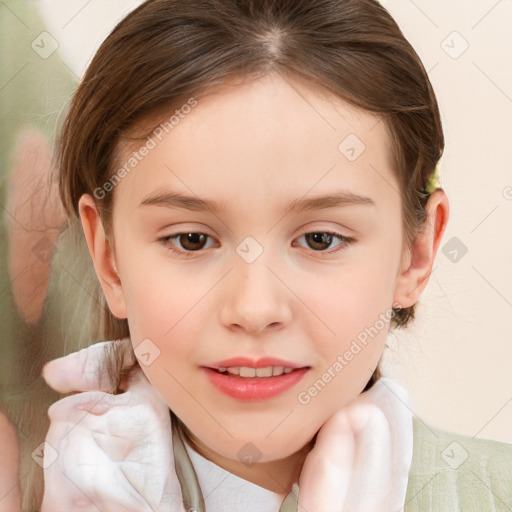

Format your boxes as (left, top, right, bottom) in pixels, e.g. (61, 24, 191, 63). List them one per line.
(380, 0, 512, 444)
(36, 0, 512, 443)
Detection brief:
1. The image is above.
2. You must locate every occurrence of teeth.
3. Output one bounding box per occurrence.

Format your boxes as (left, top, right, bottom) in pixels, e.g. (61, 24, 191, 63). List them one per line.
(240, 367, 256, 377)
(217, 366, 295, 377)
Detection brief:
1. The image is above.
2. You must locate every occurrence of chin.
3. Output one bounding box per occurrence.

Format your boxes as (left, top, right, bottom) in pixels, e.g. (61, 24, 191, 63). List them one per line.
(223, 431, 312, 464)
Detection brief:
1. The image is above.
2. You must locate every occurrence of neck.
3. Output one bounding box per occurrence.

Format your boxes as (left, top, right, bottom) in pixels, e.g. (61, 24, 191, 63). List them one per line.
(180, 422, 314, 494)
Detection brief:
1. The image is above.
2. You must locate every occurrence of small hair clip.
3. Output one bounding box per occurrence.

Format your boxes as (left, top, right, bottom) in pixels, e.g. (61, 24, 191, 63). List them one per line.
(424, 160, 442, 195)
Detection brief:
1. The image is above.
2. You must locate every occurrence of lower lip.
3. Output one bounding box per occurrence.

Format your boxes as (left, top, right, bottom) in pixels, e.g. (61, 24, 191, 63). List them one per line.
(202, 367, 309, 401)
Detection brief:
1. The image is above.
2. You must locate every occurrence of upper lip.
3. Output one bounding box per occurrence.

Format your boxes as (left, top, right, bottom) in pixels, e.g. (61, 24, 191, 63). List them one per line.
(204, 357, 308, 370)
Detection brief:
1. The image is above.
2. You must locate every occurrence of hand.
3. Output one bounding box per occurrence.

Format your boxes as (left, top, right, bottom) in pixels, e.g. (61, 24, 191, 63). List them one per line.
(298, 378, 412, 512)
(40, 339, 186, 512)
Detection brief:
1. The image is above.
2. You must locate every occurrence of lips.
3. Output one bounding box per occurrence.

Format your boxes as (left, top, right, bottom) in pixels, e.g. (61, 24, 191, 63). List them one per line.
(201, 357, 310, 401)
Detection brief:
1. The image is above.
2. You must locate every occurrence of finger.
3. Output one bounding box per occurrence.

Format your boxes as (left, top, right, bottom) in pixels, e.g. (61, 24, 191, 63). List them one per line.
(298, 410, 356, 512)
(42, 338, 134, 393)
(46, 391, 130, 427)
(46, 373, 166, 427)
(343, 404, 392, 512)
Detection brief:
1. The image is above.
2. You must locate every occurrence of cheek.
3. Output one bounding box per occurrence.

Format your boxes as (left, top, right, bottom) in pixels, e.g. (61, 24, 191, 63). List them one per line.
(292, 253, 397, 413)
(120, 247, 207, 341)
(296, 251, 398, 339)
(296, 293, 389, 426)
(122, 281, 201, 427)
(118, 272, 189, 395)
(118, 256, 213, 398)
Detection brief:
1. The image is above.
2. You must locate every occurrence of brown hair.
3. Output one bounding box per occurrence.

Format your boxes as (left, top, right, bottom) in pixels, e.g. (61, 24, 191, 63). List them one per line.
(58, 0, 444, 391)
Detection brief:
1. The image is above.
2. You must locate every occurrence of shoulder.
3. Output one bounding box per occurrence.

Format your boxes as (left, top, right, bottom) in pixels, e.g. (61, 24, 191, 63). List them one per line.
(405, 416, 512, 511)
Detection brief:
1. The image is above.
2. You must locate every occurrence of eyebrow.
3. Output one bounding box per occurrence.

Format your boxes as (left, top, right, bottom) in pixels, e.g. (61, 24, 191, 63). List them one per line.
(139, 190, 375, 214)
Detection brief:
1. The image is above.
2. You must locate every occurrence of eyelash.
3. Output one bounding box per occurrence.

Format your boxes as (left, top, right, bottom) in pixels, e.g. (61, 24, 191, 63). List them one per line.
(157, 231, 355, 258)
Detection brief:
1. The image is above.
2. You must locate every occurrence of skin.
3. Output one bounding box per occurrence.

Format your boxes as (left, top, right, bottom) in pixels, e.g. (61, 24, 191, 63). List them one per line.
(79, 72, 449, 494)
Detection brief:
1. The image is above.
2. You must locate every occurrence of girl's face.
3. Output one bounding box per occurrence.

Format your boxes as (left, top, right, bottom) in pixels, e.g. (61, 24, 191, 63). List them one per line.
(100, 73, 409, 472)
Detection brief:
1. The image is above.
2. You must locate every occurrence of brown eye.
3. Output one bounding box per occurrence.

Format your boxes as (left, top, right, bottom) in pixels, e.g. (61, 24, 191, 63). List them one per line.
(178, 233, 208, 251)
(304, 232, 334, 250)
(159, 232, 215, 256)
(294, 231, 354, 253)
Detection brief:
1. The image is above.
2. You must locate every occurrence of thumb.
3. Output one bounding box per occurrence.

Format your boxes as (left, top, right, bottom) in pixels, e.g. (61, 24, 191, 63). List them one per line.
(298, 407, 364, 512)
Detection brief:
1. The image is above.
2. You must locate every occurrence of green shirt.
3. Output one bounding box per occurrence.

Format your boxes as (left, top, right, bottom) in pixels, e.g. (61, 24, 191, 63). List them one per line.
(404, 417, 512, 511)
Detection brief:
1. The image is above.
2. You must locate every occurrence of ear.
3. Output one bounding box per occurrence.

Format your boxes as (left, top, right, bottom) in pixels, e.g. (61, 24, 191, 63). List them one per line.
(393, 189, 450, 308)
(78, 194, 127, 319)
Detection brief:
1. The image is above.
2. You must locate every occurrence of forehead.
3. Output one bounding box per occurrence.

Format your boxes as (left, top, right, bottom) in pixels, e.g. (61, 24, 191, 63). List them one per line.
(113, 72, 399, 216)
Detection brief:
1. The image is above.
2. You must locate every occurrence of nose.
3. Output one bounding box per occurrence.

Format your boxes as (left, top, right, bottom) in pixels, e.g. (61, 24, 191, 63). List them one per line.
(219, 253, 293, 335)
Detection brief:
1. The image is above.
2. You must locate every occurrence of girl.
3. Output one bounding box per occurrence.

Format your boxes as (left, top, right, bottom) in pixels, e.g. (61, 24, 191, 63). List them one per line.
(38, 0, 512, 510)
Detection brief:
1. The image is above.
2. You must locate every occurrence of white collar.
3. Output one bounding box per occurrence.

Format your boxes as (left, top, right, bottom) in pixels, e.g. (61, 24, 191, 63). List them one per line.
(183, 441, 288, 512)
